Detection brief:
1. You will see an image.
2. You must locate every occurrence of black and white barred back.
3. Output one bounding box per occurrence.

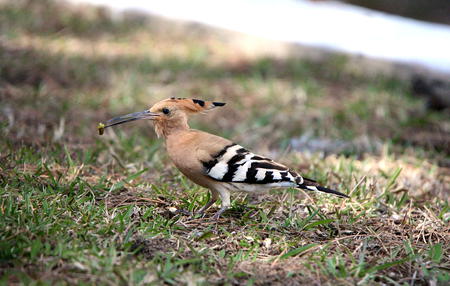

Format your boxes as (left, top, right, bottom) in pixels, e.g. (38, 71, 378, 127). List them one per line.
(202, 143, 349, 198)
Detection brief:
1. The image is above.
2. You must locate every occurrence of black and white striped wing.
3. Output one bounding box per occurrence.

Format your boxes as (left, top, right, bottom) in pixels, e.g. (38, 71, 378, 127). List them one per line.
(202, 144, 304, 187)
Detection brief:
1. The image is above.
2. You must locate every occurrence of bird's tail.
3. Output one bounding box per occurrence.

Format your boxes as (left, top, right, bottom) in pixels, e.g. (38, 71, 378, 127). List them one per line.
(298, 178, 349, 198)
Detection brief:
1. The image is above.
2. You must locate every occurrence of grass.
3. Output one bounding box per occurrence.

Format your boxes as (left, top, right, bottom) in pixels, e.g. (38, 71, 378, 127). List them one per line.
(0, 0, 449, 285)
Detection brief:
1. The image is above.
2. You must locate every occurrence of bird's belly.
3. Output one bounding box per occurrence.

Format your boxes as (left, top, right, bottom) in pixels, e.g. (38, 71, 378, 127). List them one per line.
(167, 149, 213, 189)
(176, 166, 212, 189)
(223, 182, 295, 193)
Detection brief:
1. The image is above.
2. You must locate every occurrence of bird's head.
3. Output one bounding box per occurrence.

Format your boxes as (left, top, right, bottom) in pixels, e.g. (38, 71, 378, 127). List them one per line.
(100, 98, 226, 137)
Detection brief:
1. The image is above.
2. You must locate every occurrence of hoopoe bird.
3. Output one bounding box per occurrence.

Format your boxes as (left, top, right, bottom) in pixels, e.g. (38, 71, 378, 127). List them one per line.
(100, 98, 349, 219)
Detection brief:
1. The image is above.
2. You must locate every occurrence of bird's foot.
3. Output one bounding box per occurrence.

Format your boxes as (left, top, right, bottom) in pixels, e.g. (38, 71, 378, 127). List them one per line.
(174, 208, 192, 216)
(192, 210, 206, 217)
(175, 209, 209, 219)
(211, 206, 229, 220)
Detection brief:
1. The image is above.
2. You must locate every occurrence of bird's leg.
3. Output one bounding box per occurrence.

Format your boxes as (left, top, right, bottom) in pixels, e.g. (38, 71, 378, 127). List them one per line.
(195, 189, 219, 215)
(211, 188, 231, 220)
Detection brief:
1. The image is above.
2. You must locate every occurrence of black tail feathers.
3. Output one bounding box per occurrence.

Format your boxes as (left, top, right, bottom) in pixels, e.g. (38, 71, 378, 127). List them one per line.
(298, 183, 349, 198)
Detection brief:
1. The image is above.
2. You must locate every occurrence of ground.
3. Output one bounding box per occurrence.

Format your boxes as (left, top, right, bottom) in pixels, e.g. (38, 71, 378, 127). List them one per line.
(0, 0, 449, 285)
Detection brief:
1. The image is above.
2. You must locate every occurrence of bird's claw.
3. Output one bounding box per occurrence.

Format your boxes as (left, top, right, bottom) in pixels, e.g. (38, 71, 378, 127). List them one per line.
(174, 209, 192, 216)
(211, 206, 228, 221)
(174, 209, 209, 219)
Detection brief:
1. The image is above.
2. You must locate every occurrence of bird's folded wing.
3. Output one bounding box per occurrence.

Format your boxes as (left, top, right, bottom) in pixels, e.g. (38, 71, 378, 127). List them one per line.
(200, 143, 302, 185)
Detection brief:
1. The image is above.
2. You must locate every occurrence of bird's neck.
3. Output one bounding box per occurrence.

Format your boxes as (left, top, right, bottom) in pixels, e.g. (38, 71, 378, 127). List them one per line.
(154, 117, 190, 138)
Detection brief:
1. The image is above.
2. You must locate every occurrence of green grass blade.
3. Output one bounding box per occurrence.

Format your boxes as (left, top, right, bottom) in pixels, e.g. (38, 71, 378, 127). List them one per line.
(281, 244, 317, 259)
(366, 257, 410, 274)
(385, 167, 402, 192)
(429, 243, 443, 263)
(304, 218, 335, 230)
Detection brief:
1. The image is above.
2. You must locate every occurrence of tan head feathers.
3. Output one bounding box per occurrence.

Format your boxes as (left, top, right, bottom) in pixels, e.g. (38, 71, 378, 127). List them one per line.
(165, 97, 226, 113)
(100, 98, 226, 137)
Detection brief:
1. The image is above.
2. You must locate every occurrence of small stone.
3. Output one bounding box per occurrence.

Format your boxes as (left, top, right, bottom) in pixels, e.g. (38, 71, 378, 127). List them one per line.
(244, 236, 254, 242)
(263, 238, 272, 248)
(392, 213, 402, 221)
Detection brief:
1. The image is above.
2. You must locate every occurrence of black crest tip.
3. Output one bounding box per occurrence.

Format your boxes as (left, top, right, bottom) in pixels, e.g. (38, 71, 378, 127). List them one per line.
(212, 102, 226, 107)
(192, 99, 205, 107)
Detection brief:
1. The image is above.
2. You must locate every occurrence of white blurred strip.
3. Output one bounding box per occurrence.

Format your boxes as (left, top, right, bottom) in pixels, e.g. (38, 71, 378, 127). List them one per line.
(69, 0, 450, 74)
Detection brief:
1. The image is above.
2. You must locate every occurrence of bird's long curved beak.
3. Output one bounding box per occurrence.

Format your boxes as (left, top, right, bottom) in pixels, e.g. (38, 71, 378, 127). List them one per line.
(104, 110, 158, 128)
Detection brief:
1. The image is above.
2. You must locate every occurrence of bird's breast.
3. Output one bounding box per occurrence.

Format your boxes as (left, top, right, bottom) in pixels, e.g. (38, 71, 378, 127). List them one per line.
(165, 135, 212, 188)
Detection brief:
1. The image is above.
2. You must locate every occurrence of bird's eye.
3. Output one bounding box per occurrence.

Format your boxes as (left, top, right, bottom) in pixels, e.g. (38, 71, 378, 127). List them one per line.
(162, 108, 170, 115)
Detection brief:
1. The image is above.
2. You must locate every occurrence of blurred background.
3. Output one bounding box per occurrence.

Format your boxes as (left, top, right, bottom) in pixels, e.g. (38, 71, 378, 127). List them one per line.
(70, 0, 450, 77)
(1, 0, 449, 159)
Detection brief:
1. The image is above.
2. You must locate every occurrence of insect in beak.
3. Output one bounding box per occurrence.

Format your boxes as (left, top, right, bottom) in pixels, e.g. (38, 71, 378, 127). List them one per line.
(98, 110, 158, 135)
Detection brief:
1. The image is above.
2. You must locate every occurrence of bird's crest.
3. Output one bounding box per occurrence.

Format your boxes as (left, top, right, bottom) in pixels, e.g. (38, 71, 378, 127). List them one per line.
(167, 97, 226, 113)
